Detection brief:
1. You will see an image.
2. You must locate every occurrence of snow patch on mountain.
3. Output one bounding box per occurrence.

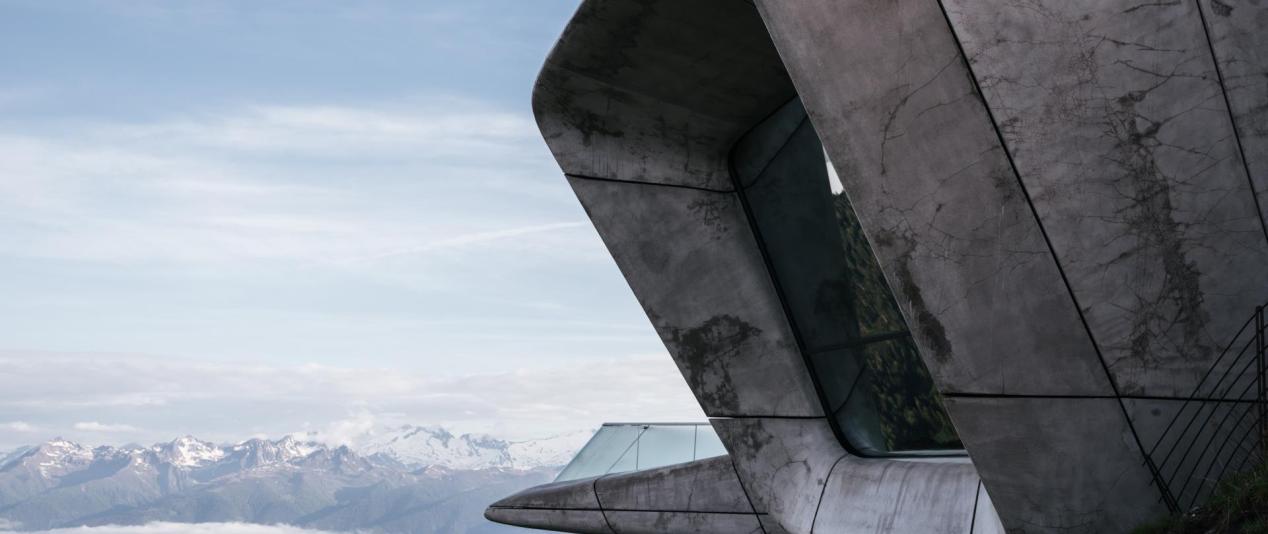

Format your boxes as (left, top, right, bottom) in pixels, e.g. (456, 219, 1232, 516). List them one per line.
(152, 436, 225, 467)
(25, 440, 95, 479)
(505, 431, 593, 468)
(3, 424, 593, 481)
(300, 425, 594, 470)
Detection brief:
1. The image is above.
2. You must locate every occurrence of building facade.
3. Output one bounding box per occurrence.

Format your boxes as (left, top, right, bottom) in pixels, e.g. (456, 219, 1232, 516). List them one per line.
(486, 1, 1268, 532)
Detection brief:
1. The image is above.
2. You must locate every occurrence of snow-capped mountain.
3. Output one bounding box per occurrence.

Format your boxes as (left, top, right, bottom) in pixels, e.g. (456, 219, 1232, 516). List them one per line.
(0, 431, 580, 533)
(152, 435, 225, 467)
(341, 425, 593, 471)
(17, 439, 95, 479)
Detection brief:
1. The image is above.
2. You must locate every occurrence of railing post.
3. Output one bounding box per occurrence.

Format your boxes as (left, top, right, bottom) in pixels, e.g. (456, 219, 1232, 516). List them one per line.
(1258, 306, 1265, 458)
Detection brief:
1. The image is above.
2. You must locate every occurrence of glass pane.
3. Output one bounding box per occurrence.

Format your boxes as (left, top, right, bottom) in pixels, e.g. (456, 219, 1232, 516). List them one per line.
(829, 181, 907, 338)
(554, 425, 642, 481)
(605, 438, 638, 476)
(634, 425, 695, 470)
(838, 339, 961, 452)
(693, 425, 728, 459)
(810, 347, 865, 413)
(731, 97, 962, 455)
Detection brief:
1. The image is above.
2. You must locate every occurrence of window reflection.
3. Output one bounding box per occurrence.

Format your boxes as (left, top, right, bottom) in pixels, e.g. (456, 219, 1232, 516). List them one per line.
(731, 98, 961, 455)
(554, 423, 727, 481)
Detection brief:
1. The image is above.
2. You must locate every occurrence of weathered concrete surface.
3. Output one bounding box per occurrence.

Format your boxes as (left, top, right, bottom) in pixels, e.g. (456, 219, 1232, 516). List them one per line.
(533, 0, 794, 190)
(602, 511, 764, 534)
(944, 396, 1166, 532)
(755, 0, 1112, 398)
(569, 177, 822, 418)
(535, 0, 822, 419)
(487, 476, 601, 510)
(711, 417, 845, 534)
(594, 456, 753, 513)
(486, 456, 765, 534)
(484, 507, 612, 534)
(812, 456, 979, 533)
(758, 515, 791, 534)
(1200, 0, 1268, 244)
(942, 0, 1268, 397)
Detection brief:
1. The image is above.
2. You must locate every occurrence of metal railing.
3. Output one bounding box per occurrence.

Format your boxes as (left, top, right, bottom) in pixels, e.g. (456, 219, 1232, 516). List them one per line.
(1146, 305, 1268, 513)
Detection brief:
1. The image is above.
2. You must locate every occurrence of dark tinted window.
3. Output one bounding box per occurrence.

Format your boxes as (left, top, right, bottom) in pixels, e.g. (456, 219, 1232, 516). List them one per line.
(731, 98, 960, 454)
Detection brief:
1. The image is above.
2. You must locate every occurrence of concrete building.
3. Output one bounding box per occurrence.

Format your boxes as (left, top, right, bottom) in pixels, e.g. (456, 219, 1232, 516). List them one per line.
(486, 1, 1268, 532)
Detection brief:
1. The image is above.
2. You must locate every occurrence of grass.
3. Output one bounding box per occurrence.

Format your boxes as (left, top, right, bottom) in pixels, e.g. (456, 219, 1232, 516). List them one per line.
(1133, 460, 1268, 534)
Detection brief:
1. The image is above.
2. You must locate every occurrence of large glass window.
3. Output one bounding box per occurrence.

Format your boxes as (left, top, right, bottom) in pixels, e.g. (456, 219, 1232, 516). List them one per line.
(554, 423, 727, 481)
(731, 98, 961, 455)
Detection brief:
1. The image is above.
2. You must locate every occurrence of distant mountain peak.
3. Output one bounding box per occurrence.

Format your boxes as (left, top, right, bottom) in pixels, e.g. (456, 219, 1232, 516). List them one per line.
(0, 430, 568, 534)
(6, 424, 592, 483)
(348, 425, 594, 471)
(154, 435, 223, 467)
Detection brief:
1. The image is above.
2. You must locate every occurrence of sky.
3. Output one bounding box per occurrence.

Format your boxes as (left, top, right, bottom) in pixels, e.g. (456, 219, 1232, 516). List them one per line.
(0, 0, 704, 450)
(0, 522, 335, 534)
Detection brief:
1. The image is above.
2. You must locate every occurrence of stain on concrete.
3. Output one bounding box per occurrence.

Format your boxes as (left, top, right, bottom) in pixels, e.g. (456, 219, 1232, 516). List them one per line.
(668, 315, 761, 415)
(882, 231, 954, 365)
(1106, 86, 1212, 383)
(1210, 0, 1233, 17)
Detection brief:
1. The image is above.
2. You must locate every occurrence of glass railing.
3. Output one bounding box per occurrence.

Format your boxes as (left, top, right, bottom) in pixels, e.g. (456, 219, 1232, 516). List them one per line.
(554, 423, 728, 482)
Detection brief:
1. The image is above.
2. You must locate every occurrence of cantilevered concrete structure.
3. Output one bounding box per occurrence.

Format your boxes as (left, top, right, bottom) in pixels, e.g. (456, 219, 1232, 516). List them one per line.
(487, 1, 1268, 532)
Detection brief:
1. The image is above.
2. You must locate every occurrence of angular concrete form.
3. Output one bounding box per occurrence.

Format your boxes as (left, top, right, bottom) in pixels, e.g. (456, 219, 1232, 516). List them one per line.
(486, 456, 767, 534)
(489, 0, 1268, 532)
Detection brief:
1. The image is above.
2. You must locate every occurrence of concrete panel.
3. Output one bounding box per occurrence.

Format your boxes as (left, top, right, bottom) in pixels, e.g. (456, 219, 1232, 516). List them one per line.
(944, 396, 1167, 532)
(487, 456, 773, 533)
(483, 508, 612, 534)
(758, 514, 791, 534)
(535, 67, 741, 190)
(569, 176, 822, 417)
(754, 0, 1112, 397)
(1201, 0, 1268, 226)
(942, 0, 1268, 396)
(603, 511, 763, 534)
(594, 456, 753, 514)
(487, 476, 600, 510)
(812, 456, 979, 534)
(711, 417, 844, 534)
(532, 0, 794, 190)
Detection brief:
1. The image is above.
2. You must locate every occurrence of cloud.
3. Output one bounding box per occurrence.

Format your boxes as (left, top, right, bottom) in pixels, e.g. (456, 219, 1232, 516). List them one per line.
(73, 422, 140, 433)
(0, 422, 38, 432)
(0, 350, 703, 446)
(0, 100, 586, 269)
(0, 522, 344, 534)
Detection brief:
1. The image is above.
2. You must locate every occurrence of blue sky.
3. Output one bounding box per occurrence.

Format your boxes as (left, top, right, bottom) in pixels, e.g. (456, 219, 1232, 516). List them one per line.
(0, 0, 703, 448)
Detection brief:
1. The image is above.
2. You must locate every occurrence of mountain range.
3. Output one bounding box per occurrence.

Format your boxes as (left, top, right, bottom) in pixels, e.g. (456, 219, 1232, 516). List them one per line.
(0, 427, 592, 533)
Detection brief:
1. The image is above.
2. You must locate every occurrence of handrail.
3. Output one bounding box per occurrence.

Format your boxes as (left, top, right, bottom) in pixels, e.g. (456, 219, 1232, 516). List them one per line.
(1146, 305, 1267, 513)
